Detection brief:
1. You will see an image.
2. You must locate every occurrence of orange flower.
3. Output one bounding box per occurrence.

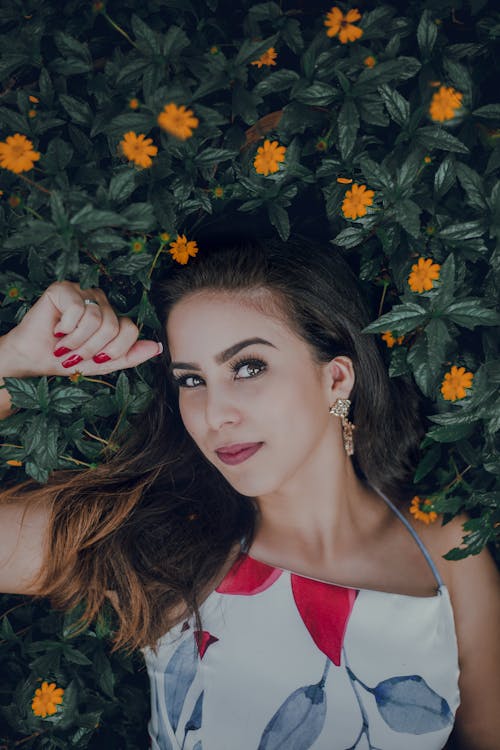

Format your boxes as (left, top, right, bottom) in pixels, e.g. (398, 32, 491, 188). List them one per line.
(31, 681, 64, 718)
(0, 133, 40, 174)
(119, 131, 158, 168)
(336, 177, 353, 184)
(410, 496, 438, 525)
(29, 95, 39, 103)
(341, 183, 374, 219)
(8, 194, 21, 208)
(213, 185, 224, 198)
(254, 139, 286, 176)
(429, 85, 463, 122)
(381, 331, 404, 348)
(251, 47, 278, 68)
(6, 459, 23, 466)
(324, 7, 363, 44)
(408, 257, 441, 293)
(128, 98, 140, 110)
(169, 234, 199, 265)
(157, 103, 199, 140)
(441, 365, 474, 401)
(364, 55, 376, 68)
(28, 109, 37, 118)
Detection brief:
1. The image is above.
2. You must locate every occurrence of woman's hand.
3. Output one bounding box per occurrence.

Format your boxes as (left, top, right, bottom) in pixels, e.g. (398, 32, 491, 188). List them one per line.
(0, 280, 163, 379)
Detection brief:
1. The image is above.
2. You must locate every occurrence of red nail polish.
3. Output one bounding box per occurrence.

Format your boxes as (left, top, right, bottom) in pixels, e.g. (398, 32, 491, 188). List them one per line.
(62, 354, 83, 368)
(54, 346, 72, 357)
(93, 353, 111, 363)
(54, 332, 65, 338)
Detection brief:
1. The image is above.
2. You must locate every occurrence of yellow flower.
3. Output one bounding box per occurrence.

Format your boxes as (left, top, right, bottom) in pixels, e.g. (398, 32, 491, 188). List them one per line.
(7, 286, 20, 298)
(441, 365, 474, 401)
(8, 194, 21, 208)
(29, 95, 39, 103)
(159, 232, 171, 242)
(128, 98, 140, 110)
(130, 237, 146, 253)
(157, 103, 199, 140)
(410, 496, 438, 525)
(28, 109, 37, 118)
(31, 681, 64, 718)
(254, 139, 286, 176)
(169, 235, 199, 265)
(381, 331, 404, 348)
(0, 133, 40, 174)
(429, 85, 463, 122)
(336, 177, 353, 184)
(341, 183, 374, 219)
(119, 131, 158, 168)
(6, 459, 23, 466)
(408, 257, 441, 293)
(315, 138, 328, 151)
(424, 155, 432, 164)
(251, 47, 278, 68)
(68, 371, 84, 383)
(364, 55, 376, 68)
(213, 185, 224, 198)
(324, 7, 363, 44)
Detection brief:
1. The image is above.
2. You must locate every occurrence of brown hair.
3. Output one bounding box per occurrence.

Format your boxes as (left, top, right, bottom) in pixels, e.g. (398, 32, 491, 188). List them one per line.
(0, 234, 423, 654)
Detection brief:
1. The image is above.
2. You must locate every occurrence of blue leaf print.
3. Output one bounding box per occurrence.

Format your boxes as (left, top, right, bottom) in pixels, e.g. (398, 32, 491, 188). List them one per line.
(151, 673, 174, 750)
(164, 636, 199, 733)
(258, 661, 330, 749)
(192, 743, 202, 750)
(184, 691, 204, 735)
(373, 675, 454, 734)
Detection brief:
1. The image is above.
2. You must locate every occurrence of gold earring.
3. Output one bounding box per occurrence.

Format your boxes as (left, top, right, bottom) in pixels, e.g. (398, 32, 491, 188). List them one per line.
(329, 398, 355, 456)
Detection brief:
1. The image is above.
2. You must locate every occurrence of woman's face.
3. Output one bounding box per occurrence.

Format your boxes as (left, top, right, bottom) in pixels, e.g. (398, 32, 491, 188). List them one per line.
(166, 290, 346, 498)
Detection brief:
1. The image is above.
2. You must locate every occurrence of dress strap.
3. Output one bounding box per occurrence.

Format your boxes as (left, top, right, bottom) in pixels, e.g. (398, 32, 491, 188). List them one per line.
(370, 484, 444, 588)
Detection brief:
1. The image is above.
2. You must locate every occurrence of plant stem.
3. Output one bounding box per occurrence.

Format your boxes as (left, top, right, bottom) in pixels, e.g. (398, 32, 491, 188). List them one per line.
(103, 12, 139, 49)
(18, 174, 51, 194)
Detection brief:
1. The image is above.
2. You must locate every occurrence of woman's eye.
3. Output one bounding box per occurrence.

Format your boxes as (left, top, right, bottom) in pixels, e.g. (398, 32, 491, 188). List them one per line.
(173, 358, 266, 388)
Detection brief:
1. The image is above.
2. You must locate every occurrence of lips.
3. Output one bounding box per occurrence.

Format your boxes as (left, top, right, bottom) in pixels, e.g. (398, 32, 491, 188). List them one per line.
(216, 442, 262, 455)
(216, 443, 263, 465)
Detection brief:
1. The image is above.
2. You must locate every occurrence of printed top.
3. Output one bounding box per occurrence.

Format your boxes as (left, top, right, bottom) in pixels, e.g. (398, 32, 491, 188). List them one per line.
(142, 488, 460, 750)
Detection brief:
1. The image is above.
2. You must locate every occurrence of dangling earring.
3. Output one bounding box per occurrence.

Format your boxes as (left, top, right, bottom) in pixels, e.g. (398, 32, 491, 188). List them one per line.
(329, 398, 355, 456)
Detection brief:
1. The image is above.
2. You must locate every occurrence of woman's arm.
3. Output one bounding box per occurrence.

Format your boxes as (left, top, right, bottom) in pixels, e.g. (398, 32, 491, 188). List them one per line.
(442, 515, 500, 750)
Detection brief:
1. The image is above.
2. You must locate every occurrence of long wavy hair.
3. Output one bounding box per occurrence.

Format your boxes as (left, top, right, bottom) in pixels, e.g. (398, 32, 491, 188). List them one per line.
(0, 234, 424, 654)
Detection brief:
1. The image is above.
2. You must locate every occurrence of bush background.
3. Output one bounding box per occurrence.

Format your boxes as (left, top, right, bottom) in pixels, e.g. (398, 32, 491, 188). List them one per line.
(0, 0, 499, 746)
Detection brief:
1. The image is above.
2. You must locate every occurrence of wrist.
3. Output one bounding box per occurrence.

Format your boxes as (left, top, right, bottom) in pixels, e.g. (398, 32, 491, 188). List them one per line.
(0, 332, 34, 379)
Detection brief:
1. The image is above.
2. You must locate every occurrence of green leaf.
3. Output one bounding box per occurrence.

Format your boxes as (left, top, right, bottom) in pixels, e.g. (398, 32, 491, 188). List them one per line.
(267, 203, 290, 241)
(108, 168, 137, 203)
(253, 69, 299, 97)
(415, 127, 469, 154)
(53, 31, 92, 64)
(395, 198, 421, 238)
(338, 99, 359, 160)
(102, 112, 156, 138)
(427, 423, 476, 442)
(114, 372, 130, 410)
(354, 58, 421, 95)
(472, 104, 500, 119)
(3, 378, 39, 410)
(59, 94, 92, 126)
(332, 227, 366, 248)
(455, 162, 487, 210)
(407, 333, 436, 397)
(437, 220, 486, 242)
(359, 156, 393, 191)
(362, 302, 428, 335)
(49, 386, 92, 414)
(442, 299, 500, 328)
(194, 148, 237, 167)
(70, 205, 127, 231)
(50, 191, 69, 232)
(248, 1, 282, 21)
(434, 154, 456, 199)
(131, 14, 161, 55)
(161, 25, 190, 58)
(281, 17, 304, 53)
(417, 10, 438, 58)
(413, 443, 442, 483)
(120, 202, 157, 231)
(378, 84, 410, 126)
(292, 81, 338, 106)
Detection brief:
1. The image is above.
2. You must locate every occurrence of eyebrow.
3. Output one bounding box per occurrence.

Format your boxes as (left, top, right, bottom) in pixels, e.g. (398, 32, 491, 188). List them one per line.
(169, 337, 277, 373)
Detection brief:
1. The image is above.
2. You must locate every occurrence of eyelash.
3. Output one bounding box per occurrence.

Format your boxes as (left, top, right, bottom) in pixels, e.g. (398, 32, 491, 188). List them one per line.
(172, 356, 267, 389)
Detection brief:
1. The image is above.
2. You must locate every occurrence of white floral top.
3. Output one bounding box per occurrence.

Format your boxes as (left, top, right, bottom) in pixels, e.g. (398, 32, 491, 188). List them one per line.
(142, 489, 460, 750)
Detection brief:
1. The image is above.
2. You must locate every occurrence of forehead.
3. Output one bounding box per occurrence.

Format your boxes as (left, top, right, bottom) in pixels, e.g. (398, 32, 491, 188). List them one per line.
(166, 290, 295, 353)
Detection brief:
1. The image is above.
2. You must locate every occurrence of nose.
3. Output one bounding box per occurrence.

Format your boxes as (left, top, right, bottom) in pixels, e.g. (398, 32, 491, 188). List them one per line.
(204, 383, 242, 431)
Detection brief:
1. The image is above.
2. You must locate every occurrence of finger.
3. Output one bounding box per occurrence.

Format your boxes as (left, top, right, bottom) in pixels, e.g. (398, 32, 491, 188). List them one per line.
(60, 339, 163, 377)
(67, 315, 137, 364)
(46, 282, 102, 336)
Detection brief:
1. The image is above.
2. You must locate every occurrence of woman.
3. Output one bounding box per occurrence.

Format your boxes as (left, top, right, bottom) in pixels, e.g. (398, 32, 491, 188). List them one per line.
(0, 234, 498, 749)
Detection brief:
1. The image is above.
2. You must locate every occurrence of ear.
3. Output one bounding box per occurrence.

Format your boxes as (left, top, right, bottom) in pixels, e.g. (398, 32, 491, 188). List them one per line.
(322, 356, 355, 403)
